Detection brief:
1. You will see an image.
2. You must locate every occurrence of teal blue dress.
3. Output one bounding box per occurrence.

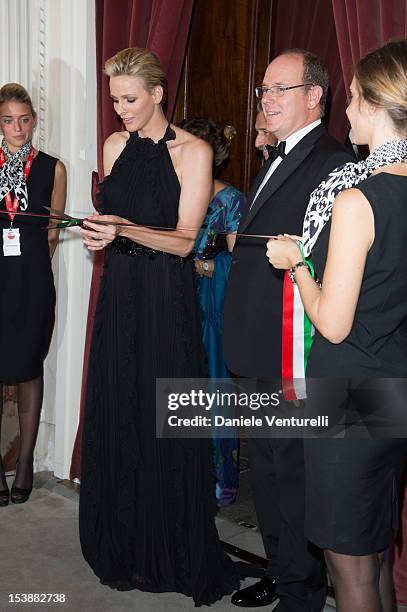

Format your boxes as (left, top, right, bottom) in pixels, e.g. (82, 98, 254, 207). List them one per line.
(195, 185, 246, 506)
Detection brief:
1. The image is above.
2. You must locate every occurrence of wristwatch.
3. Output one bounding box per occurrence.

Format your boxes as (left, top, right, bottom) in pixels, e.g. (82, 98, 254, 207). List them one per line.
(202, 261, 209, 272)
(289, 261, 307, 284)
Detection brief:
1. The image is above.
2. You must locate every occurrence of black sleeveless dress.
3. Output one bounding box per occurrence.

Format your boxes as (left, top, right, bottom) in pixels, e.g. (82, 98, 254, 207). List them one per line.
(304, 173, 407, 555)
(0, 151, 57, 383)
(79, 126, 239, 605)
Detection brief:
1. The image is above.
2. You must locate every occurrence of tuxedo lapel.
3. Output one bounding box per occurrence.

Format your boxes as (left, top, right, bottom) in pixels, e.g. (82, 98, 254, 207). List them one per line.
(239, 124, 326, 235)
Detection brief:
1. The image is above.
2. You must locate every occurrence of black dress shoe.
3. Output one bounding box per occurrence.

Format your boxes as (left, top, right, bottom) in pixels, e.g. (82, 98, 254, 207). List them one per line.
(10, 485, 32, 504)
(10, 460, 33, 504)
(0, 485, 9, 507)
(0, 459, 9, 506)
(231, 577, 278, 607)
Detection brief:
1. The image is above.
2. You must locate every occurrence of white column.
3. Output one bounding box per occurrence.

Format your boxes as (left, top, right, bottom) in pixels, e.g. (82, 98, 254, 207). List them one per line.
(39, 0, 97, 478)
(0, 0, 31, 86)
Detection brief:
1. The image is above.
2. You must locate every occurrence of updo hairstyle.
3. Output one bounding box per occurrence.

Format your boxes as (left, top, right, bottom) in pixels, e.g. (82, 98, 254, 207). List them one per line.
(355, 39, 407, 138)
(104, 47, 168, 105)
(0, 83, 36, 119)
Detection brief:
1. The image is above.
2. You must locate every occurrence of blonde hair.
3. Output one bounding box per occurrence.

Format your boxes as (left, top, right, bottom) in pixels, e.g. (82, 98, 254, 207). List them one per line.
(0, 82, 36, 118)
(104, 47, 168, 105)
(355, 39, 407, 137)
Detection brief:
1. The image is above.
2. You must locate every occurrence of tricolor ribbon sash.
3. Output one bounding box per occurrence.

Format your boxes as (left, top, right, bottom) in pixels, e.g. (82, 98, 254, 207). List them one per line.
(282, 243, 315, 401)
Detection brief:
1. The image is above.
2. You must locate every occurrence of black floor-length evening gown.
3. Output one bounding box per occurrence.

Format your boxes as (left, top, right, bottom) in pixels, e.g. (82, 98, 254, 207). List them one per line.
(79, 126, 239, 605)
(0, 152, 57, 383)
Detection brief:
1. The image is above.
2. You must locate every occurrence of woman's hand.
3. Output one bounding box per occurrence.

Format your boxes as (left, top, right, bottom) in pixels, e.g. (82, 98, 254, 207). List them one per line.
(195, 258, 215, 277)
(266, 235, 302, 269)
(81, 213, 127, 251)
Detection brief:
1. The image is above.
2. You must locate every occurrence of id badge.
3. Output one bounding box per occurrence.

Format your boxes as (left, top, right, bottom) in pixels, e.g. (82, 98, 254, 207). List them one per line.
(3, 227, 21, 256)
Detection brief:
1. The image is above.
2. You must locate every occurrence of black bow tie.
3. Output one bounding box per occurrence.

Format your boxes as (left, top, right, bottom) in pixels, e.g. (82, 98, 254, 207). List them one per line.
(265, 141, 286, 161)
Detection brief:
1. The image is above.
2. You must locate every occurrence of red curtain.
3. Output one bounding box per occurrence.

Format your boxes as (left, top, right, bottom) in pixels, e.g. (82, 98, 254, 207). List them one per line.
(95, 0, 195, 170)
(271, 0, 349, 143)
(393, 470, 407, 605)
(332, 0, 407, 90)
(69, 0, 194, 480)
(330, 2, 407, 603)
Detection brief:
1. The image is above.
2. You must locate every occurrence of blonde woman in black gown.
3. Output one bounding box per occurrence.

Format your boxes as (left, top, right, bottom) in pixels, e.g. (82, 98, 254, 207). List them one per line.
(267, 40, 407, 612)
(79, 48, 239, 605)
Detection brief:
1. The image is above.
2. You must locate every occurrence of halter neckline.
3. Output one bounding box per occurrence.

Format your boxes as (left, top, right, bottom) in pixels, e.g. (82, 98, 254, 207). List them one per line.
(130, 122, 175, 146)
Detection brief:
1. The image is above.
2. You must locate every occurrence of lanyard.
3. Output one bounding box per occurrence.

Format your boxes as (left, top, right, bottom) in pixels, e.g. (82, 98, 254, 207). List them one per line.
(0, 147, 35, 223)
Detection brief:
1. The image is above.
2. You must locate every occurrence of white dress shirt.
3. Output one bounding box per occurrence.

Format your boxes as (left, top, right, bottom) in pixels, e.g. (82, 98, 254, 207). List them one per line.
(250, 119, 322, 209)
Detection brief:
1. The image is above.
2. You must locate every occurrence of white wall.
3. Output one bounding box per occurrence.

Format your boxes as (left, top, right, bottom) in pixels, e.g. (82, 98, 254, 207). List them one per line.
(0, 0, 97, 478)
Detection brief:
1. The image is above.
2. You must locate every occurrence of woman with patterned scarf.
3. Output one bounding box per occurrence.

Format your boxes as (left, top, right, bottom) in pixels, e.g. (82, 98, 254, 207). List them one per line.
(0, 83, 66, 506)
(266, 40, 407, 612)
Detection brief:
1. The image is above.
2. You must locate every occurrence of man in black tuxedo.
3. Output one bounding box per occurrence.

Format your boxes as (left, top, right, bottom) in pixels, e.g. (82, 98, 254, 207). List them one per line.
(224, 50, 354, 612)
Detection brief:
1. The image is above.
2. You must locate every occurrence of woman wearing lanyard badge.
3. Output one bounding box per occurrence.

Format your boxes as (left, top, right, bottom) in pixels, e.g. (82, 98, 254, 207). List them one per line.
(0, 83, 66, 506)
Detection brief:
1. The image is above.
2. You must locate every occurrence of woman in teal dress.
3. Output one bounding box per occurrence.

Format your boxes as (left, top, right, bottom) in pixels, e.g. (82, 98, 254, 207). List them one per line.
(180, 118, 246, 506)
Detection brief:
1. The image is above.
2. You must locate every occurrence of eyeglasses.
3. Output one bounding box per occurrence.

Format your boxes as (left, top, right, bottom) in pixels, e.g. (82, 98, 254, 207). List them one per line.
(255, 83, 313, 98)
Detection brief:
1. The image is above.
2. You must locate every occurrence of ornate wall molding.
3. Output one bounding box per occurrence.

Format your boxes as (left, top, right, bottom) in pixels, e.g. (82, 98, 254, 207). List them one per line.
(38, 0, 47, 149)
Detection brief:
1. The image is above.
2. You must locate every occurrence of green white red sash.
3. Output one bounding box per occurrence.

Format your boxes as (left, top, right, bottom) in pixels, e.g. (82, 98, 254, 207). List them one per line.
(282, 246, 315, 400)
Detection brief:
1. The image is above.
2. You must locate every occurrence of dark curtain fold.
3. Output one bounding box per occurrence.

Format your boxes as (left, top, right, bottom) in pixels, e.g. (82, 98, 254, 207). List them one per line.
(70, 0, 194, 480)
(96, 0, 194, 169)
(393, 468, 407, 605)
(271, 0, 349, 143)
(332, 0, 407, 90)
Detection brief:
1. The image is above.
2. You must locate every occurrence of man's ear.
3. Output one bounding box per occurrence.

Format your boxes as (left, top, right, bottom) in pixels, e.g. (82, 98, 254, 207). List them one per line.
(152, 86, 164, 105)
(307, 85, 323, 111)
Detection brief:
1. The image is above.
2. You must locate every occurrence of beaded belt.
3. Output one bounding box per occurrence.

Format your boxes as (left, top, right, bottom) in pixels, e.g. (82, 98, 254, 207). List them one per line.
(112, 236, 189, 265)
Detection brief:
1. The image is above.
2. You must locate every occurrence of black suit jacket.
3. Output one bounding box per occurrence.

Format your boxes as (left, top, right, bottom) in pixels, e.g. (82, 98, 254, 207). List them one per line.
(223, 124, 355, 378)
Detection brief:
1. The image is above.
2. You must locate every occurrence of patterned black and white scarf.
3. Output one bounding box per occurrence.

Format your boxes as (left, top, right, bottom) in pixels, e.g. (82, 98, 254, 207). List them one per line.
(0, 138, 32, 211)
(302, 139, 407, 257)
